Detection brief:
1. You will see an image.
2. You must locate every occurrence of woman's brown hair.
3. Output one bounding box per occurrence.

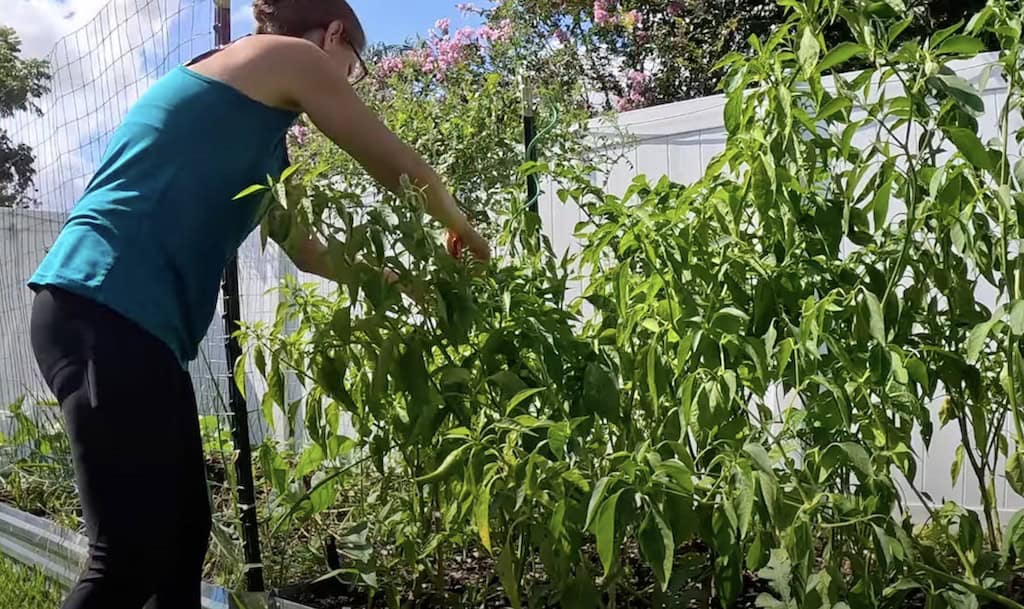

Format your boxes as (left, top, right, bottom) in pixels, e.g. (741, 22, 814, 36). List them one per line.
(253, 0, 367, 51)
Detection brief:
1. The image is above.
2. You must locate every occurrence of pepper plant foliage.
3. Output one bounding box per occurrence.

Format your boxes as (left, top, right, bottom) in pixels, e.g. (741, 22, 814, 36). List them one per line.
(239, 0, 1024, 606)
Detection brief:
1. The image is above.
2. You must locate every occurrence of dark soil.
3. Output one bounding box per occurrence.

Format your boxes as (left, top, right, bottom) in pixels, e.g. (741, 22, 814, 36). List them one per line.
(273, 557, 1024, 609)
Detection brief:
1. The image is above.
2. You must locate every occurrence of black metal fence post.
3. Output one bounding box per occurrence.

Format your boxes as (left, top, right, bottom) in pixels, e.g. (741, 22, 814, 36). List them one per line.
(215, 0, 265, 593)
(523, 79, 540, 216)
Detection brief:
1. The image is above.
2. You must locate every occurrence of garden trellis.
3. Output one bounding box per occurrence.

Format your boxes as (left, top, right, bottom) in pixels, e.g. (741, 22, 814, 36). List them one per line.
(0, 0, 278, 442)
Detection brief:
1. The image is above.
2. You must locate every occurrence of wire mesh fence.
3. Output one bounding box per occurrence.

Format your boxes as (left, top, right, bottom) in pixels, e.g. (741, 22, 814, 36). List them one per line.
(0, 0, 291, 462)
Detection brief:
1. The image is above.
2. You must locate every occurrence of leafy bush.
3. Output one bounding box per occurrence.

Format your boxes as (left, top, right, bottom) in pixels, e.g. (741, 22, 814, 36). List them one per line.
(240, 0, 1024, 607)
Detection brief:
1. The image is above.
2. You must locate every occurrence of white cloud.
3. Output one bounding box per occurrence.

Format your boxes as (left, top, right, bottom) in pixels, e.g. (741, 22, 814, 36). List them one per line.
(7, 0, 113, 59)
(3, 0, 215, 211)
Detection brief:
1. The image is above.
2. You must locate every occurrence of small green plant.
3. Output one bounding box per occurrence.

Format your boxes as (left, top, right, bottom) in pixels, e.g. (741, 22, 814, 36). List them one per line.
(0, 554, 63, 609)
(0, 396, 78, 531)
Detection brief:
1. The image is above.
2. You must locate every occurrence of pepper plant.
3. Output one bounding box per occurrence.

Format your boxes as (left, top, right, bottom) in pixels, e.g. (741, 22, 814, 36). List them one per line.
(235, 0, 1024, 607)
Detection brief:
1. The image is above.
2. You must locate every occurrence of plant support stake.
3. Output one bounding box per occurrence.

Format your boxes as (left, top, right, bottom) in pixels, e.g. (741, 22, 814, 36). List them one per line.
(216, 0, 265, 593)
(523, 77, 539, 215)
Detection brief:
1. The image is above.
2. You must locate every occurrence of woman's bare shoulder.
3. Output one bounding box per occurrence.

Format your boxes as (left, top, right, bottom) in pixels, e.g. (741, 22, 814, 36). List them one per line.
(224, 34, 325, 67)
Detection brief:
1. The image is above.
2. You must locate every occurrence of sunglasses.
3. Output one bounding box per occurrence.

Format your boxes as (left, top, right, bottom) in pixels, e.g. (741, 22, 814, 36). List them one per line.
(344, 35, 369, 85)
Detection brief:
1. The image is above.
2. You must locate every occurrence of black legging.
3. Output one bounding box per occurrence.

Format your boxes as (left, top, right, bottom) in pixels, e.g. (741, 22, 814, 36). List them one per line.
(30, 287, 212, 609)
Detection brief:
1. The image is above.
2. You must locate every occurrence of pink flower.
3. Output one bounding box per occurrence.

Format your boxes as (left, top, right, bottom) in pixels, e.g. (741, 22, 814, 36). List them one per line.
(377, 56, 404, 78)
(435, 18, 450, 34)
(289, 124, 310, 146)
(479, 19, 514, 43)
(626, 69, 652, 93)
(617, 70, 654, 111)
(667, 1, 684, 17)
(594, 0, 616, 26)
(453, 26, 476, 45)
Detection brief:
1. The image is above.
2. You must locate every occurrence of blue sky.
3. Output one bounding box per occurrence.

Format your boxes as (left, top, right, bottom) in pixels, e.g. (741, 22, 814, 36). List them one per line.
(231, 0, 487, 45)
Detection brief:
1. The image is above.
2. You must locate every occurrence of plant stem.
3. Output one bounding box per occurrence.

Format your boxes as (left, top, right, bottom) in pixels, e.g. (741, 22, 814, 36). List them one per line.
(956, 406, 999, 549)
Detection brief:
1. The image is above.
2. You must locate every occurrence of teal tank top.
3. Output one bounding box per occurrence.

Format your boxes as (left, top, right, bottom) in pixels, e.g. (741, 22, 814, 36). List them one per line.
(30, 63, 298, 365)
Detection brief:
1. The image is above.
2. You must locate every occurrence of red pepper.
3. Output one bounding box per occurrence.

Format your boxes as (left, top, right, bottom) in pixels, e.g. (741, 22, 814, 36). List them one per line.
(446, 230, 463, 260)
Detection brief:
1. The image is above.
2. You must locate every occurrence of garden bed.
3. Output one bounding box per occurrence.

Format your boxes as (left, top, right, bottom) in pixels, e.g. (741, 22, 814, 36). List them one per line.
(0, 502, 311, 609)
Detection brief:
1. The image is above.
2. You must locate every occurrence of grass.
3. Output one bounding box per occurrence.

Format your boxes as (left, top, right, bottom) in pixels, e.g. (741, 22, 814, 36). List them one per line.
(0, 554, 63, 609)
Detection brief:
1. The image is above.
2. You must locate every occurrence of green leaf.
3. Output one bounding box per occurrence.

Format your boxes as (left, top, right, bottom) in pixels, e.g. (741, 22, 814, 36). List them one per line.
(872, 524, 894, 569)
(884, 578, 922, 598)
(647, 340, 660, 412)
(1003, 509, 1024, 559)
(331, 308, 351, 343)
(724, 93, 743, 135)
(296, 443, 324, 478)
(1014, 159, 1024, 189)
(595, 490, 624, 576)
(943, 126, 993, 169)
(798, 27, 821, 76)
(415, 443, 471, 484)
(743, 443, 774, 475)
(261, 391, 277, 431)
(489, 370, 528, 396)
(711, 307, 750, 334)
(1010, 301, 1024, 336)
(475, 484, 492, 552)
(233, 183, 269, 201)
(936, 35, 985, 56)
(872, 172, 894, 230)
(905, 357, 929, 391)
(864, 290, 886, 345)
(839, 443, 874, 480)
(777, 338, 794, 375)
(883, 0, 906, 13)
(586, 476, 613, 530)
(818, 96, 851, 121)
(233, 354, 247, 400)
(638, 507, 674, 590)
(440, 367, 473, 386)
(966, 317, 1000, 363)
(505, 387, 547, 415)
(818, 42, 867, 72)
(497, 540, 521, 609)
(736, 477, 755, 538)
(583, 363, 621, 422)
(758, 471, 778, 520)
(561, 572, 600, 609)
(1008, 450, 1024, 496)
(279, 163, 301, 183)
(656, 459, 695, 491)
(757, 548, 792, 601)
(934, 74, 985, 113)
(951, 444, 965, 484)
(943, 590, 980, 609)
(548, 422, 570, 459)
